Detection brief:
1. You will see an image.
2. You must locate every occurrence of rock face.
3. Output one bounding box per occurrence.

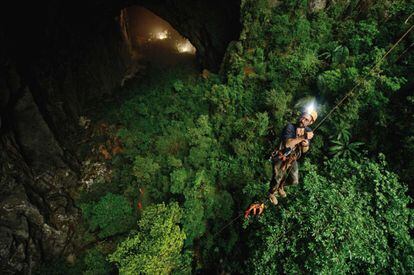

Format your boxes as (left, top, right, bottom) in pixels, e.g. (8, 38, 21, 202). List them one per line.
(135, 0, 242, 71)
(0, 2, 129, 273)
(0, 1, 240, 273)
(0, 132, 78, 273)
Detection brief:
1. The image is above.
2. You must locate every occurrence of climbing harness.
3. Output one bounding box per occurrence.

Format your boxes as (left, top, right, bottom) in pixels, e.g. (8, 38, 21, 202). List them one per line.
(214, 17, 414, 235)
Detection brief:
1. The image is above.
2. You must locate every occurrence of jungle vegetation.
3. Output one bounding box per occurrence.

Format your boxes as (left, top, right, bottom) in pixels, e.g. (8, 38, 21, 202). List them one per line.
(42, 0, 414, 274)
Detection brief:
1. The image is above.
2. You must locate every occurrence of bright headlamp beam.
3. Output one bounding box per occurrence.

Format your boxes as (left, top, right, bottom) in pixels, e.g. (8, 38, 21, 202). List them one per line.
(305, 101, 316, 114)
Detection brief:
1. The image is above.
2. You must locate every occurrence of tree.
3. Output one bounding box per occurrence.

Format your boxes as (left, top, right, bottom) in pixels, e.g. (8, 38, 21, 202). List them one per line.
(81, 193, 134, 238)
(81, 0, 414, 273)
(246, 157, 414, 274)
(109, 202, 189, 274)
(83, 249, 111, 275)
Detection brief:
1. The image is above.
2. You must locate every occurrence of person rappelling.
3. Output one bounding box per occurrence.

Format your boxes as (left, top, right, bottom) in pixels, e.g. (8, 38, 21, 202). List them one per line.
(231, 14, 413, 225)
(268, 108, 317, 205)
(245, 104, 317, 218)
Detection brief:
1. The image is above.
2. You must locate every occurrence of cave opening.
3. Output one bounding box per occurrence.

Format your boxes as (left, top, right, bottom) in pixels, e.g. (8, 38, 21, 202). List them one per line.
(120, 6, 198, 77)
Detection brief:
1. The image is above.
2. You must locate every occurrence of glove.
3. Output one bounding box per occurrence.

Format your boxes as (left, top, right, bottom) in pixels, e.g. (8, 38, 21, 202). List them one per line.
(305, 131, 314, 139)
(244, 203, 265, 218)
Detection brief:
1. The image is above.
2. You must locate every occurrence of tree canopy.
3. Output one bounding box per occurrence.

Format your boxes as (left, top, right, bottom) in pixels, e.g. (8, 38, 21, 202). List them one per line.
(70, 1, 414, 274)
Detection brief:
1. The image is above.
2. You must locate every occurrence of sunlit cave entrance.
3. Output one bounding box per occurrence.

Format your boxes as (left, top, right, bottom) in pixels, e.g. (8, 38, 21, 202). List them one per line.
(120, 6, 197, 75)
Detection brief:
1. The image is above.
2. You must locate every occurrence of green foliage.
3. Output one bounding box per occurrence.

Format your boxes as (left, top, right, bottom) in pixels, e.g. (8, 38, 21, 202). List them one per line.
(132, 156, 160, 184)
(109, 202, 188, 274)
(83, 249, 111, 275)
(329, 128, 364, 158)
(79, 0, 414, 273)
(332, 45, 350, 65)
(81, 193, 134, 238)
(34, 249, 111, 275)
(34, 258, 84, 275)
(246, 157, 414, 274)
(170, 168, 189, 194)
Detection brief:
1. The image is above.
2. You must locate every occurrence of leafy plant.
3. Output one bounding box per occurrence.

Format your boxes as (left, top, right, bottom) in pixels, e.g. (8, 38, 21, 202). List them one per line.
(329, 128, 364, 158)
(76, 0, 414, 273)
(83, 249, 111, 275)
(81, 193, 135, 238)
(109, 202, 188, 274)
(246, 157, 414, 274)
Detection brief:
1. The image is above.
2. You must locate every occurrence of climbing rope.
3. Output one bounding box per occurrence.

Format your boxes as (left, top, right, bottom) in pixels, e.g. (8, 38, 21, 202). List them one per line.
(212, 18, 414, 238)
(314, 21, 414, 132)
(212, 213, 244, 238)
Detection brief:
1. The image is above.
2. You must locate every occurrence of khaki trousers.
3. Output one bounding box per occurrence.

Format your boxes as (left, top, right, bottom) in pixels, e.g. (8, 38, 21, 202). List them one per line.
(269, 159, 299, 195)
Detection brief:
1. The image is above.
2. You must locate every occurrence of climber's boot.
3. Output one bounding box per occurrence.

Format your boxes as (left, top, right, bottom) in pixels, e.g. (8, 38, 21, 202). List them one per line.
(269, 193, 278, 205)
(278, 187, 287, 198)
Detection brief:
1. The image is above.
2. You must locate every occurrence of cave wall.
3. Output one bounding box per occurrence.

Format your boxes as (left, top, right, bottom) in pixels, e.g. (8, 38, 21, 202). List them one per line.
(0, 2, 129, 273)
(0, 0, 241, 273)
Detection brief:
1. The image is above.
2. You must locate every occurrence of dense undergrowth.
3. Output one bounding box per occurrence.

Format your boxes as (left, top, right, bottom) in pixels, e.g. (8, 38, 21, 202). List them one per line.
(42, 0, 414, 274)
